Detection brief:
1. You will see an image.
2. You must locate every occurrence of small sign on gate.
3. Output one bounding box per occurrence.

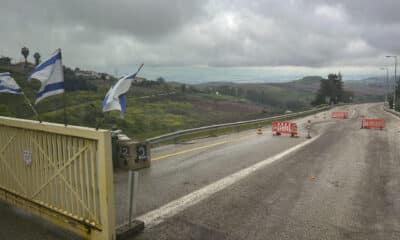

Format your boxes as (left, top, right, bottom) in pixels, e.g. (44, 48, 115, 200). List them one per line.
(23, 150, 32, 166)
(117, 141, 151, 170)
(136, 144, 148, 161)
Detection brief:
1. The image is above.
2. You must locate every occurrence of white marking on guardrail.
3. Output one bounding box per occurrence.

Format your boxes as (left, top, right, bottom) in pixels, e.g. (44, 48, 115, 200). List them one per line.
(136, 135, 321, 229)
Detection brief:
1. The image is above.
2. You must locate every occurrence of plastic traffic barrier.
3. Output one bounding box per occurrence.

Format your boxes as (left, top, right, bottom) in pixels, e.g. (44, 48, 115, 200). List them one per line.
(361, 118, 385, 129)
(272, 121, 298, 137)
(331, 111, 348, 119)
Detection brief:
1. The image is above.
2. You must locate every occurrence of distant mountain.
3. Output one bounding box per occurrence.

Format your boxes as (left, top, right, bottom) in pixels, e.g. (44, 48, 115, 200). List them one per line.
(279, 76, 323, 92)
(292, 76, 324, 84)
(345, 76, 390, 88)
(199, 75, 386, 105)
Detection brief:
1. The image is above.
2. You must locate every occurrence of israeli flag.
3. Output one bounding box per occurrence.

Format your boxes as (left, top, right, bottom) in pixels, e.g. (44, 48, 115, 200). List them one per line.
(101, 64, 143, 118)
(29, 49, 64, 104)
(0, 72, 22, 94)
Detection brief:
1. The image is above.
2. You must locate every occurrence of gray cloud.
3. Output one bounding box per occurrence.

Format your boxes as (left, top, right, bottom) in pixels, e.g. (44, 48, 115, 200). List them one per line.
(2, 0, 205, 39)
(0, 0, 399, 71)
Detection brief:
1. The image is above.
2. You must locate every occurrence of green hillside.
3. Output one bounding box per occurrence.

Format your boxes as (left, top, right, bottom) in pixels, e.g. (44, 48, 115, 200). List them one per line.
(0, 64, 384, 140)
(197, 82, 315, 111)
(0, 64, 288, 140)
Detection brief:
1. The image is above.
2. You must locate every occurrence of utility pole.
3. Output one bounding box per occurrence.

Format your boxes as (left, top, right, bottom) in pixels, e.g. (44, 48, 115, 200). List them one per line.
(380, 67, 389, 103)
(386, 56, 398, 110)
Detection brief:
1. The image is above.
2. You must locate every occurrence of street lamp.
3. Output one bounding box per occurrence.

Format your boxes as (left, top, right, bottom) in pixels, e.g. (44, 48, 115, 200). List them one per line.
(386, 55, 398, 110)
(380, 67, 389, 103)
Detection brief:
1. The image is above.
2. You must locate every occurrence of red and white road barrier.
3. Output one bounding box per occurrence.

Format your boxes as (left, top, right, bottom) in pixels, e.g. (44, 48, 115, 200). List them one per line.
(331, 111, 348, 119)
(361, 118, 385, 129)
(272, 121, 298, 137)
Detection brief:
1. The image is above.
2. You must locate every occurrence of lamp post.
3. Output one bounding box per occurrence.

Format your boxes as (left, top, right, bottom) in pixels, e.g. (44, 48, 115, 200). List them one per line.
(380, 67, 389, 103)
(386, 55, 398, 110)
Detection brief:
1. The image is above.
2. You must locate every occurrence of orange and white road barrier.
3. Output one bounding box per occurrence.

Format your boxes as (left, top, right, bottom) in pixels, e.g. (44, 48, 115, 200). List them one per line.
(257, 127, 263, 135)
(361, 118, 385, 129)
(331, 111, 348, 119)
(272, 121, 298, 137)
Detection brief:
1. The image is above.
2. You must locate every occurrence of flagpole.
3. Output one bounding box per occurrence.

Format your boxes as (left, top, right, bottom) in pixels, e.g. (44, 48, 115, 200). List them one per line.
(59, 49, 67, 127)
(22, 92, 40, 122)
(90, 103, 104, 130)
(136, 63, 144, 75)
(63, 92, 67, 126)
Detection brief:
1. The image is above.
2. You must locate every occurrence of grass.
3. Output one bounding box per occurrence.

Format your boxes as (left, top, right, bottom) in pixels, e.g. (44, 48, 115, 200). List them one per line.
(150, 106, 330, 146)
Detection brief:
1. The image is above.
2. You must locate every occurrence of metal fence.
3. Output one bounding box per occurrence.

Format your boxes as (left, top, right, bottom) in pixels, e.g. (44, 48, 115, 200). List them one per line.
(0, 116, 115, 240)
(147, 106, 331, 144)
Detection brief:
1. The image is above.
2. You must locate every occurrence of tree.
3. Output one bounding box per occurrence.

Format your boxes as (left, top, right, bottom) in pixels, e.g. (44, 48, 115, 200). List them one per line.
(21, 47, 29, 67)
(63, 66, 97, 91)
(0, 56, 11, 65)
(156, 77, 165, 84)
(237, 88, 245, 97)
(388, 95, 394, 109)
(101, 73, 107, 82)
(180, 84, 186, 94)
(312, 73, 350, 106)
(33, 52, 41, 66)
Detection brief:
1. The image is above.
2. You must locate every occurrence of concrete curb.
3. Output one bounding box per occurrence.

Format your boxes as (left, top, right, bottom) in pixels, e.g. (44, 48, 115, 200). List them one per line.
(383, 106, 400, 118)
(116, 220, 145, 240)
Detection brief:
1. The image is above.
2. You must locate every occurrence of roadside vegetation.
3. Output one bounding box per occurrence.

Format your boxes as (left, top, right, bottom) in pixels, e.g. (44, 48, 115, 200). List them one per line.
(0, 55, 384, 140)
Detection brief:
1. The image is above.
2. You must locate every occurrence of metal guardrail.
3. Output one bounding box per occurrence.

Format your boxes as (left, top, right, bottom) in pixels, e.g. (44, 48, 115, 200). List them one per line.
(147, 106, 331, 144)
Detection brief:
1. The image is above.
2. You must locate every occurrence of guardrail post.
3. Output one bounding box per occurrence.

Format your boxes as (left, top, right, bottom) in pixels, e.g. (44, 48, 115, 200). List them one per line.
(93, 130, 116, 240)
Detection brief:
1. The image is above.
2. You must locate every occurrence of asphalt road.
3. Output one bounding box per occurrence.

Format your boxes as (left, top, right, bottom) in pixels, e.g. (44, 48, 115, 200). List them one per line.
(1, 103, 399, 240)
(114, 106, 331, 225)
(134, 103, 400, 240)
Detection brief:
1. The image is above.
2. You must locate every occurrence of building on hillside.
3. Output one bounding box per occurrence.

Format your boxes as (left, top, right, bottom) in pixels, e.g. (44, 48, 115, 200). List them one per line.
(101, 73, 114, 80)
(74, 69, 102, 78)
(134, 77, 146, 83)
(74, 68, 114, 80)
(14, 61, 35, 70)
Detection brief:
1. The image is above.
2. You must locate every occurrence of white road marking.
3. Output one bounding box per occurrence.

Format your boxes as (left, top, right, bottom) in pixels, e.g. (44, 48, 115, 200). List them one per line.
(136, 135, 321, 229)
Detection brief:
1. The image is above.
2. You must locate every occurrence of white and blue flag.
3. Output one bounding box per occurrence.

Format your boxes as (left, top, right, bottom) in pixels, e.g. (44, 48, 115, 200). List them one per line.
(0, 72, 22, 94)
(101, 64, 144, 118)
(29, 49, 64, 104)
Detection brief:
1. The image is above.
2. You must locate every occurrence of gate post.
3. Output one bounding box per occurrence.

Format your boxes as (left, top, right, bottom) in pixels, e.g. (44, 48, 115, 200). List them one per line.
(93, 130, 116, 240)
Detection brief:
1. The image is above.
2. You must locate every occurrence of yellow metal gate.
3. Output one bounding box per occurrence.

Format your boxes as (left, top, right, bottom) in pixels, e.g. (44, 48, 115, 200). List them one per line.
(0, 116, 115, 240)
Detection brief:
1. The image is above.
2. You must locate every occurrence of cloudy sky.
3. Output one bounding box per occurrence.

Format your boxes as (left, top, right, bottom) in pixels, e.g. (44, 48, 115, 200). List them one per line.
(1, 0, 399, 82)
